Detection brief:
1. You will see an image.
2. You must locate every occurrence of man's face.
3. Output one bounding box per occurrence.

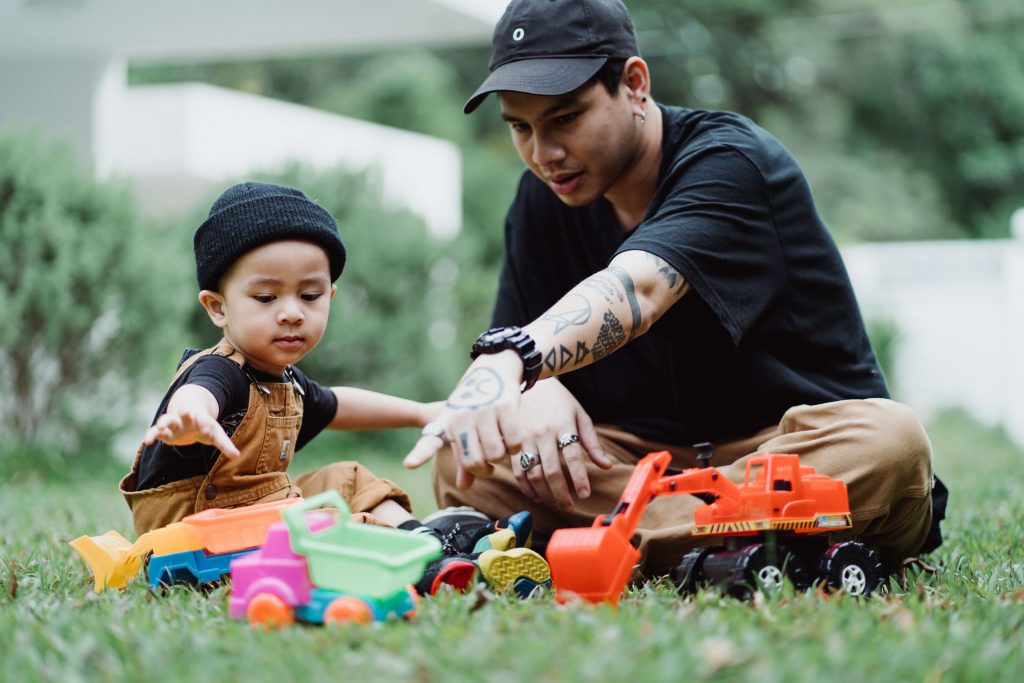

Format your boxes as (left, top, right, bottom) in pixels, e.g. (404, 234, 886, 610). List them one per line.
(499, 80, 640, 207)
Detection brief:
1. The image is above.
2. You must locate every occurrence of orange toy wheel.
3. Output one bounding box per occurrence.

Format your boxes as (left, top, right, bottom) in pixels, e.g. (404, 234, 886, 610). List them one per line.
(323, 596, 373, 625)
(246, 593, 295, 629)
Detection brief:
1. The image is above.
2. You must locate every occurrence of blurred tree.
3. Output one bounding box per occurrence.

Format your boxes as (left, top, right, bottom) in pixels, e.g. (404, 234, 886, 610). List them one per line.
(132, 0, 1024, 242)
(0, 129, 191, 476)
(628, 0, 1024, 239)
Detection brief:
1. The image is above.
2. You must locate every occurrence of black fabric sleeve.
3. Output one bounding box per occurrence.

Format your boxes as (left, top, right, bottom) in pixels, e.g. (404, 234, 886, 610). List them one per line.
(289, 366, 339, 450)
(184, 354, 251, 416)
(616, 146, 786, 347)
(491, 248, 530, 328)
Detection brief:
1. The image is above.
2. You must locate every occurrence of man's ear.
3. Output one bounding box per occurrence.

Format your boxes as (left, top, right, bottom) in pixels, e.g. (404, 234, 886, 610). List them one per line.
(198, 290, 228, 329)
(329, 284, 337, 301)
(623, 56, 651, 102)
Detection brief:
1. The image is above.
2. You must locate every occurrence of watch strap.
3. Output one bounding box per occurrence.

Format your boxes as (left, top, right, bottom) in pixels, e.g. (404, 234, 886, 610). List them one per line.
(470, 326, 543, 392)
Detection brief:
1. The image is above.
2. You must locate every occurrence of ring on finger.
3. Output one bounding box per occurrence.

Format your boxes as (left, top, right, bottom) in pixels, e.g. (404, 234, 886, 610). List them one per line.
(556, 432, 580, 450)
(518, 451, 540, 472)
(421, 421, 449, 444)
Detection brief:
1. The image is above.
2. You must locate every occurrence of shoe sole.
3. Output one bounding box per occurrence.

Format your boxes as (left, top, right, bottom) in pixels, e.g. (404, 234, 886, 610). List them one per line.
(477, 548, 551, 595)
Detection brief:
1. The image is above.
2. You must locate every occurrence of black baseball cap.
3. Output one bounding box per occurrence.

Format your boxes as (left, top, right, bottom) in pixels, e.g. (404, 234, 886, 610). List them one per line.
(464, 0, 639, 114)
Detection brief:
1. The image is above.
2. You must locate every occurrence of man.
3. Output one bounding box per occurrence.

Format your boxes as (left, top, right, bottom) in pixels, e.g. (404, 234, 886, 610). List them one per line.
(405, 0, 944, 577)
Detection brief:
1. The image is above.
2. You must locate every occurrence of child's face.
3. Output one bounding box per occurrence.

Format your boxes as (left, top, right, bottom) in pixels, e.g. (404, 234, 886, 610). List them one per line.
(200, 240, 337, 376)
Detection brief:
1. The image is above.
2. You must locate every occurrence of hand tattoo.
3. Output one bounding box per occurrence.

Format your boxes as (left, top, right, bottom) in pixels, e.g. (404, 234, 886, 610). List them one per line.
(447, 367, 505, 409)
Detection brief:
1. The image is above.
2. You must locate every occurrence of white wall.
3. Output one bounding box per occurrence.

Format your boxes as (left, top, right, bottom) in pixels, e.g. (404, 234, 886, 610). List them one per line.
(99, 81, 462, 237)
(842, 220, 1024, 446)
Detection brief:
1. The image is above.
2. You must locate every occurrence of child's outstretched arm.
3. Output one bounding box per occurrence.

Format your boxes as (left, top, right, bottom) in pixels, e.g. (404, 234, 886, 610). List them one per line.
(329, 387, 443, 432)
(143, 384, 241, 459)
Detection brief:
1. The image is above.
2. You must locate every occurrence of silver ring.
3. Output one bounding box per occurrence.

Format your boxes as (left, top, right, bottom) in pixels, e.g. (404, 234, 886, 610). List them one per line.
(518, 451, 539, 472)
(421, 421, 449, 443)
(557, 433, 580, 450)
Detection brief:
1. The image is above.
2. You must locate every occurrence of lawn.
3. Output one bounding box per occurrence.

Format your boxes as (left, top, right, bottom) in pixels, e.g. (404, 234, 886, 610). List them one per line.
(2, 410, 1022, 682)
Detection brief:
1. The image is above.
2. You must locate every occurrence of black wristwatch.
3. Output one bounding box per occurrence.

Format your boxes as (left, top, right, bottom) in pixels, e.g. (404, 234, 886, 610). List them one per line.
(470, 326, 543, 392)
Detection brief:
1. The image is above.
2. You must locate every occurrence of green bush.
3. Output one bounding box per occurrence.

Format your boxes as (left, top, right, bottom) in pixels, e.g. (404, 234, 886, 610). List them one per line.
(0, 128, 191, 478)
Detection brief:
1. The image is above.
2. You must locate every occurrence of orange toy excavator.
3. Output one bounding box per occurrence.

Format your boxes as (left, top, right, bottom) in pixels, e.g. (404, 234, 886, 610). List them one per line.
(546, 448, 881, 604)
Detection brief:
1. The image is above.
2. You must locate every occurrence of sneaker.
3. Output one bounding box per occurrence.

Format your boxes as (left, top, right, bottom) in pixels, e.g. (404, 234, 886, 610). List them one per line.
(477, 548, 552, 598)
(422, 507, 534, 555)
(414, 555, 479, 596)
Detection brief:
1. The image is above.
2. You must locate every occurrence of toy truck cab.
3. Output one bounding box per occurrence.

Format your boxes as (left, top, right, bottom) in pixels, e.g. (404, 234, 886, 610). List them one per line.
(727, 453, 851, 528)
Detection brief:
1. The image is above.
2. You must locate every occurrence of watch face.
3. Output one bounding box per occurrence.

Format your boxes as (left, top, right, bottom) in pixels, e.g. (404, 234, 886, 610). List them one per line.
(482, 330, 509, 344)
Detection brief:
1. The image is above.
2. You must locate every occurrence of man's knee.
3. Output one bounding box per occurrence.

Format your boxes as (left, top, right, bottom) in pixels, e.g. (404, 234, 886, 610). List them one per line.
(867, 399, 933, 488)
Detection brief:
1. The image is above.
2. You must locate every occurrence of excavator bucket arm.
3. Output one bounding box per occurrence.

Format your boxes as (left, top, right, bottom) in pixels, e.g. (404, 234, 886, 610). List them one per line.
(69, 531, 143, 592)
(546, 451, 672, 605)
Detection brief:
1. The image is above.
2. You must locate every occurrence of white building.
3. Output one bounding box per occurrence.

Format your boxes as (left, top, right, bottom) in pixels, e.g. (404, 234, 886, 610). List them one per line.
(843, 212, 1024, 447)
(0, 0, 509, 236)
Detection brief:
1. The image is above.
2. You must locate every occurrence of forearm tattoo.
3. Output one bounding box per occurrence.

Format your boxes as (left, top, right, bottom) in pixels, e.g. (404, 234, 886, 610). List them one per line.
(592, 310, 626, 361)
(539, 267, 644, 371)
(579, 271, 622, 305)
(543, 341, 590, 372)
(541, 293, 592, 334)
(447, 367, 505, 410)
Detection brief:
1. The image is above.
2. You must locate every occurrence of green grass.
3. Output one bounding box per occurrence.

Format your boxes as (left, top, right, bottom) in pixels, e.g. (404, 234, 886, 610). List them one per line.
(2, 409, 1022, 682)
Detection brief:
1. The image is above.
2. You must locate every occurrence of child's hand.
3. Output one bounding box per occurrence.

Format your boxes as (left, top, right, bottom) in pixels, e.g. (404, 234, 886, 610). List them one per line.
(143, 408, 241, 459)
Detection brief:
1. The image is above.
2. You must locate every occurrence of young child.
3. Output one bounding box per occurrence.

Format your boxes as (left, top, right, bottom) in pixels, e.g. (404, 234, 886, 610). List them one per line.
(118, 181, 549, 595)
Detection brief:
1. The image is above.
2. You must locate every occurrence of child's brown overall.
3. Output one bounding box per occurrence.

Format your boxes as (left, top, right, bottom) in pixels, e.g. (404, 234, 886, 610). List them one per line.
(120, 341, 409, 535)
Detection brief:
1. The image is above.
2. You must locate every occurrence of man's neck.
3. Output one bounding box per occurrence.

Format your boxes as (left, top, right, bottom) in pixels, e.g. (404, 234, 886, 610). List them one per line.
(605, 105, 664, 234)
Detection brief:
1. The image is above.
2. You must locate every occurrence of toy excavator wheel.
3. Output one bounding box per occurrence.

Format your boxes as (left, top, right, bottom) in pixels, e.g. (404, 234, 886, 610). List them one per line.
(733, 543, 809, 598)
(672, 548, 711, 595)
(818, 542, 882, 597)
(324, 597, 374, 625)
(247, 593, 296, 629)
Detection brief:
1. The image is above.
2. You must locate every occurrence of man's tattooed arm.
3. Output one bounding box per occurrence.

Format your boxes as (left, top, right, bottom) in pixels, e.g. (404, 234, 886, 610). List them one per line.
(523, 249, 692, 379)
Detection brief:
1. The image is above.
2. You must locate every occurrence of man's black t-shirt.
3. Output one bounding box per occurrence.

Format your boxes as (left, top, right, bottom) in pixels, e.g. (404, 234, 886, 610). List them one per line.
(492, 104, 888, 444)
(134, 350, 338, 490)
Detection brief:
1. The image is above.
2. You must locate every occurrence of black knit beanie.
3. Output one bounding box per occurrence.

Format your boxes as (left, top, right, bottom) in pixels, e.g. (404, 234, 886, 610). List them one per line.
(193, 182, 347, 291)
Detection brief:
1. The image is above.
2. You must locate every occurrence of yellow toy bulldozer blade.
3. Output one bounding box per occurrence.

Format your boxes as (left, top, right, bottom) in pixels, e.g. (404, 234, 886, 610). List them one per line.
(69, 530, 143, 592)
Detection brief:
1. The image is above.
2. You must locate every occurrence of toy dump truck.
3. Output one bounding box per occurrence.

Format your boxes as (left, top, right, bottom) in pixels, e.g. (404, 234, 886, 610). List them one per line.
(229, 491, 441, 628)
(69, 498, 299, 592)
(546, 449, 881, 604)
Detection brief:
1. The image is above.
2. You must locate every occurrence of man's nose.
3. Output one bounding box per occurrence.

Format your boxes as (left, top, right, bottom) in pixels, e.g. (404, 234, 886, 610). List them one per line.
(532, 133, 566, 168)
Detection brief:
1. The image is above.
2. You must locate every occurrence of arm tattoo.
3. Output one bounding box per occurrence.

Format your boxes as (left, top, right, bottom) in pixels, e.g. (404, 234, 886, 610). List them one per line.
(645, 252, 688, 295)
(544, 344, 581, 373)
(580, 272, 622, 305)
(459, 432, 471, 459)
(607, 266, 642, 342)
(592, 310, 627, 361)
(541, 293, 592, 334)
(447, 367, 505, 410)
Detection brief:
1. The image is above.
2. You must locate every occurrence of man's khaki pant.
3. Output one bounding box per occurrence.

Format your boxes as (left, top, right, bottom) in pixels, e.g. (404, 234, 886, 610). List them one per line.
(433, 399, 934, 575)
